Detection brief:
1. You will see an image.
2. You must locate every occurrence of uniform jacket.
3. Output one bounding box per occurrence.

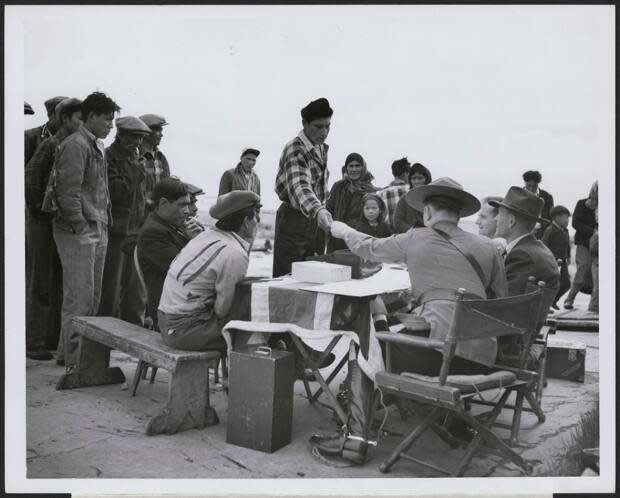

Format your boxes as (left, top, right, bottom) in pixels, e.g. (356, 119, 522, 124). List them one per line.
(218, 164, 261, 196)
(505, 234, 560, 296)
(137, 212, 189, 320)
(43, 127, 110, 231)
(339, 221, 508, 366)
(106, 141, 147, 237)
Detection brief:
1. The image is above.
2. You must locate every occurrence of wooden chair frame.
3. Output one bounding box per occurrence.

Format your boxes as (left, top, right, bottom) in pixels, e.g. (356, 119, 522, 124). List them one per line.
(375, 286, 544, 476)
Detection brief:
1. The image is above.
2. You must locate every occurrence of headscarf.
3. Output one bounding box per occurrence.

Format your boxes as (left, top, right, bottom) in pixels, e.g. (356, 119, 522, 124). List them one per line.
(408, 163, 433, 186)
(342, 152, 376, 194)
(360, 192, 387, 224)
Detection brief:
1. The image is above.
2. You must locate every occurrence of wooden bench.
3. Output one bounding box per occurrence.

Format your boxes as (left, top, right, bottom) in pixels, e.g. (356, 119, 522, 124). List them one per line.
(56, 316, 221, 436)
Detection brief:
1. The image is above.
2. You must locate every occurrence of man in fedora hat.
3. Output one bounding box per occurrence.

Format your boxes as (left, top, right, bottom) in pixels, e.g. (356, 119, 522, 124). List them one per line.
(99, 116, 152, 325)
(323, 177, 508, 464)
(157, 191, 261, 351)
(490, 186, 560, 297)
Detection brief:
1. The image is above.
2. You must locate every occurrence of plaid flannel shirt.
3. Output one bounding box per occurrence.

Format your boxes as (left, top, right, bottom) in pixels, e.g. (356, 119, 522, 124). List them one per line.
(274, 130, 329, 218)
(377, 180, 409, 229)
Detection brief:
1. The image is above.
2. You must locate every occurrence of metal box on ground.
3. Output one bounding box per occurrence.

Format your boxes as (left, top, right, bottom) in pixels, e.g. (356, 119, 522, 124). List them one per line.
(545, 338, 586, 383)
(226, 345, 295, 453)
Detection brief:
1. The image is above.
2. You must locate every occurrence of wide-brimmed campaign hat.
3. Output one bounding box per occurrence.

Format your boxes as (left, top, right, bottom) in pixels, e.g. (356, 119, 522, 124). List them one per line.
(406, 177, 481, 217)
(488, 186, 543, 222)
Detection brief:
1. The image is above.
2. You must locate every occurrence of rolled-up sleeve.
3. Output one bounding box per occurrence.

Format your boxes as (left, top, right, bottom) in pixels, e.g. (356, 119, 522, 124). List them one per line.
(54, 140, 87, 226)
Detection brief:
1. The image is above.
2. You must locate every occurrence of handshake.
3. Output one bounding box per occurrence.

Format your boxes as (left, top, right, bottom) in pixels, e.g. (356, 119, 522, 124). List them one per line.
(316, 208, 350, 239)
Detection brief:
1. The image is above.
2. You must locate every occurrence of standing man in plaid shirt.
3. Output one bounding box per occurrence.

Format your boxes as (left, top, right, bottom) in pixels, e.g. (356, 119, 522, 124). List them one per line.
(377, 157, 411, 231)
(272, 98, 334, 277)
(139, 114, 171, 211)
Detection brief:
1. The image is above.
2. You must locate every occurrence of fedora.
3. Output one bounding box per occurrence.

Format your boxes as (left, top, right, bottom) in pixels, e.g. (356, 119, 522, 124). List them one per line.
(488, 186, 543, 222)
(406, 177, 481, 217)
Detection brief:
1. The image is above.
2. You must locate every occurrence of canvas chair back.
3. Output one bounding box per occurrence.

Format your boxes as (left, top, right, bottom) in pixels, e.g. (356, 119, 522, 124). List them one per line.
(438, 287, 542, 384)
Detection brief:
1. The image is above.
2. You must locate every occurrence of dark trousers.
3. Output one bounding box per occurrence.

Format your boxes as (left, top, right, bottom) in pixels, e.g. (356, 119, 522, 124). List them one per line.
(553, 262, 571, 306)
(272, 203, 326, 277)
(99, 233, 146, 326)
(25, 215, 63, 351)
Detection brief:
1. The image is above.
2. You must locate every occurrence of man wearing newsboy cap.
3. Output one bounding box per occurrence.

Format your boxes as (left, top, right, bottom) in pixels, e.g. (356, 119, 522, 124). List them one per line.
(139, 113, 171, 211)
(25, 95, 68, 165)
(218, 147, 261, 196)
(158, 191, 261, 351)
(99, 116, 152, 326)
(325, 177, 508, 464)
(491, 186, 560, 297)
(272, 98, 334, 277)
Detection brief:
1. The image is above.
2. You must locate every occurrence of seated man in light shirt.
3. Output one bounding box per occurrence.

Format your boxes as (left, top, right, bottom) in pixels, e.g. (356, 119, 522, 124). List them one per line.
(157, 191, 261, 350)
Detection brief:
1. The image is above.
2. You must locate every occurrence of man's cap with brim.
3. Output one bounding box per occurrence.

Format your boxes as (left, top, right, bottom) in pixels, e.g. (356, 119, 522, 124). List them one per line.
(185, 182, 205, 196)
(55, 98, 83, 117)
(209, 191, 262, 220)
(115, 116, 152, 135)
(241, 148, 260, 158)
(24, 102, 34, 115)
(44, 96, 69, 114)
(406, 177, 481, 217)
(488, 186, 544, 222)
(139, 113, 169, 129)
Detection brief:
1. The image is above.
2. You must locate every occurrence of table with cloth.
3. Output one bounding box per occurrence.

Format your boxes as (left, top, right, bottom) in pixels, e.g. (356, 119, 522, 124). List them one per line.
(221, 265, 411, 424)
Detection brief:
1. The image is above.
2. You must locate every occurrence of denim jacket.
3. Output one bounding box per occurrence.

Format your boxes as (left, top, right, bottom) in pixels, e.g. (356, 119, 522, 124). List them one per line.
(44, 127, 111, 232)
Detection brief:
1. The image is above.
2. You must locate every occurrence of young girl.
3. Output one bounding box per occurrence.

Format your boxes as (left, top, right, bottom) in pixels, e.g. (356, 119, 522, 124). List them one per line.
(349, 193, 392, 238)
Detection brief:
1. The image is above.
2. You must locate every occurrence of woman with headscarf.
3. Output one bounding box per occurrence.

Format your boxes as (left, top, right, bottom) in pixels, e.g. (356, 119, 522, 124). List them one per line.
(325, 152, 378, 252)
(393, 162, 432, 233)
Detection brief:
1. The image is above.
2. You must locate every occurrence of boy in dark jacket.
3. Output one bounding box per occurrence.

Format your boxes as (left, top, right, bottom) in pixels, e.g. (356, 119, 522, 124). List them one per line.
(542, 205, 571, 309)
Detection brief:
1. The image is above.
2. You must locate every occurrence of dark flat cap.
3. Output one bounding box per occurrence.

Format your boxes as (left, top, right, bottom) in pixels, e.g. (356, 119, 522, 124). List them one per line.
(44, 96, 68, 114)
(24, 102, 34, 115)
(55, 98, 83, 116)
(139, 114, 169, 129)
(301, 98, 333, 122)
(209, 191, 261, 220)
(241, 148, 260, 158)
(550, 205, 570, 218)
(185, 182, 205, 196)
(116, 116, 152, 134)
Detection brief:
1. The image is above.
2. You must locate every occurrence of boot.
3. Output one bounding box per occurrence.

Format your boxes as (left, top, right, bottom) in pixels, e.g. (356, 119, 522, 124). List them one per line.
(312, 341, 375, 465)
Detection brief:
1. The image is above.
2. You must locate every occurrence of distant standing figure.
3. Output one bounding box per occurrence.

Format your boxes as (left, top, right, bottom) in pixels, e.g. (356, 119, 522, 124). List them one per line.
(377, 157, 411, 231)
(522, 170, 554, 238)
(139, 114, 171, 211)
(24, 102, 34, 115)
(563, 184, 597, 310)
(25, 95, 67, 165)
(272, 98, 334, 277)
(218, 148, 261, 196)
(325, 152, 377, 252)
(349, 193, 392, 239)
(542, 206, 572, 310)
(393, 162, 432, 233)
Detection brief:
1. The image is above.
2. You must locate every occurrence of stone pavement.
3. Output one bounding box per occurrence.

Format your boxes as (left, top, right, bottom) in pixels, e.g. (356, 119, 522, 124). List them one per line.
(26, 328, 598, 479)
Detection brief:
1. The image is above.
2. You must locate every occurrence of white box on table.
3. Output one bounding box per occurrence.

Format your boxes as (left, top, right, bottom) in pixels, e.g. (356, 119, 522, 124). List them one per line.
(291, 261, 352, 283)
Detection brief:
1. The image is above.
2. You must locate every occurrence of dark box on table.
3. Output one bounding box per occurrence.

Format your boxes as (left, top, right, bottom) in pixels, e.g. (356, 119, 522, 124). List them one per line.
(545, 338, 586, 383)
(226, 345, 295, 453)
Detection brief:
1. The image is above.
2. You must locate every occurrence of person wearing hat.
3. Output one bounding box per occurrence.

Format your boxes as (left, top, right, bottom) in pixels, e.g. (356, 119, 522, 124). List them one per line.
(324, 177, 508, 464)
(542, 205, 572, 309)
(157, 191, 261, 351)
(45, 91, 120, 372)
(522, 170, 554, 239)
(99, 116, 152, 325)
(184, 181, 206, 221)
(491, 186, 560, 297)
(218, 148, 261, 196)
(24, 95, 68, 165)
(137, 178, 198, 327)
(23, 97, 83, 361)
(139, 113, 171, 210)
(24, 102, 34, 115)
(273, 97, 334, 277)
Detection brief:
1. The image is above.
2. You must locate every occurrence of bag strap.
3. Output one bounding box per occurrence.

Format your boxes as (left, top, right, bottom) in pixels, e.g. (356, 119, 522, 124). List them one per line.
(433, 228, 491, 298)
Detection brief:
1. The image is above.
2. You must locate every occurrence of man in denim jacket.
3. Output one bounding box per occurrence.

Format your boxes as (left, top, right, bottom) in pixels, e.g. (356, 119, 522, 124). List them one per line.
(43, 92, 120, 371)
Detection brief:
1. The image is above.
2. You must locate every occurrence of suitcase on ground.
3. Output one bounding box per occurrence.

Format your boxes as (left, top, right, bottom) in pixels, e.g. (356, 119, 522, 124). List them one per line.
(545, 338, 586, 383)
(226, 345, 295, 452)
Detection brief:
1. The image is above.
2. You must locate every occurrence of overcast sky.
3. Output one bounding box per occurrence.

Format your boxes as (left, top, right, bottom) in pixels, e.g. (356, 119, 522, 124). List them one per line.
(14, 5, 615, 217)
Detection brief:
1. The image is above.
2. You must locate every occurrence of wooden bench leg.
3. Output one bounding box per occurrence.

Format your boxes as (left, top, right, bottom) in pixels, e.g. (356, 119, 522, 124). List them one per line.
(56, 337, 125, 390)
(145, 358, 219, 435)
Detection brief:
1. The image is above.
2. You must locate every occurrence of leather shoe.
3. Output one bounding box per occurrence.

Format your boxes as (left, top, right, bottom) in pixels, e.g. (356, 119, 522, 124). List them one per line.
(26, 349, 53, 361)
(311, 433, 369, 465)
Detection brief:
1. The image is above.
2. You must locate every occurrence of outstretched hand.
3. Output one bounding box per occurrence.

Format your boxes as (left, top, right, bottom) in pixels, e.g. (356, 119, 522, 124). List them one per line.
(329, 221, 351, 239)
